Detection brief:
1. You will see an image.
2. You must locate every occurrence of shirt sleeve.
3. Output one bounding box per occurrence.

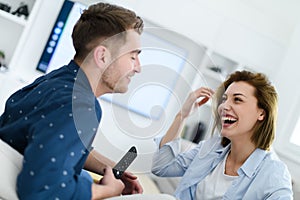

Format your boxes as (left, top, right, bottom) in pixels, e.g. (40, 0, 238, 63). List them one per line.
(264, 160, 293, 200)
(151, 135, 223, 178)
(151, 136, 202, 177)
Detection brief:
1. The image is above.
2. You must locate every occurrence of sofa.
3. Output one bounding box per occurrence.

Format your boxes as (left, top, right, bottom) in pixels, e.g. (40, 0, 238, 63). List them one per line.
(0, 139, 22, 200)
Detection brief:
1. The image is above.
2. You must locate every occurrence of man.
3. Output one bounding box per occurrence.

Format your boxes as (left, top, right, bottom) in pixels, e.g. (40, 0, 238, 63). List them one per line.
(0, 2, 143, 199)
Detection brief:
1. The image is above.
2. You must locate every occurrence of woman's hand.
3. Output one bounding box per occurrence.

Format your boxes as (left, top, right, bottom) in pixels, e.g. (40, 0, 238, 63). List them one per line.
(180, 87, 214, 118)
(121, 171, 143, 195)
(159, 87, 214, 148)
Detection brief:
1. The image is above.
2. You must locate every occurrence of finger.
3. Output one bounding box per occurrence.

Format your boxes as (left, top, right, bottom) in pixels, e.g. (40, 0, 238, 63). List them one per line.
(201, 87, 214, 96)
(123, 172, 137, 179)
(194, 87, 214, 98)
(197, 97, 209, 106)
(136, 186, 143, 194)
(103, 166, 113, 176)
(132, 190, 138, 194)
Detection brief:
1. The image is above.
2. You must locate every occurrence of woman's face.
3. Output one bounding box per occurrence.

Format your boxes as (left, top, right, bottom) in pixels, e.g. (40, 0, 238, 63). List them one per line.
(217, 81, 264, 142)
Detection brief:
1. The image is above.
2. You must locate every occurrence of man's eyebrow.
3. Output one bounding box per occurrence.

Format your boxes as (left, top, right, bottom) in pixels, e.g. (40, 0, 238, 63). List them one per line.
(131, 49, 142, 54)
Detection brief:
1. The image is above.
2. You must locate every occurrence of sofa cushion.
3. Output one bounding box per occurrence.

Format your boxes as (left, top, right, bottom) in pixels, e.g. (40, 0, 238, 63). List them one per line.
(0, 139, 22, 200)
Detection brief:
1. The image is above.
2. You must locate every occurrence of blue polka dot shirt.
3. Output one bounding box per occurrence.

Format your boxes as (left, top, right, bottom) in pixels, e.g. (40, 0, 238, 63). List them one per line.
(0, 60, 102, 199)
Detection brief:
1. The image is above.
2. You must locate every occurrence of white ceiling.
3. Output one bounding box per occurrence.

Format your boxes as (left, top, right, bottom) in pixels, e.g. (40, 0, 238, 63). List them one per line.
(241, 0, 300, 25)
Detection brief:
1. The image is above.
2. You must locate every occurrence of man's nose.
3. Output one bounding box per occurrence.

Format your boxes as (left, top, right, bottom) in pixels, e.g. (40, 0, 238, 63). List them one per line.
(134, 56, 141, 73)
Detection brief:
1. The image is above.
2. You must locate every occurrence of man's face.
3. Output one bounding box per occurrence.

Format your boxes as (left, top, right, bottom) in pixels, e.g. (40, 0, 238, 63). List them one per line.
(101, 30, 142, 93)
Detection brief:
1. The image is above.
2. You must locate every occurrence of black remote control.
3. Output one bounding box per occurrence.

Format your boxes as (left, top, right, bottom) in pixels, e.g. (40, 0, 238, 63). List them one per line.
(113, 146, 137, 179)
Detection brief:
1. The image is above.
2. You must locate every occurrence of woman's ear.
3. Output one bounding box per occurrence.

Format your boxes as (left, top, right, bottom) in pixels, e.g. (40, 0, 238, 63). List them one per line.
(258, 109, 265, 121)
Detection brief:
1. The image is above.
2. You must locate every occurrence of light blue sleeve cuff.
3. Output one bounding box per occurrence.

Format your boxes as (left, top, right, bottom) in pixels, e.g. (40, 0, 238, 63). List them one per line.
(153, 136, 181, 157)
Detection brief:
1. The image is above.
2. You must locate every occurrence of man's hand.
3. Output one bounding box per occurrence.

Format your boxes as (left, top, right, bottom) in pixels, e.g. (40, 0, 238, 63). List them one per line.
(121, 171, 143, 195)
(92, 166, 125, 199)
(99, 167, 125, 196)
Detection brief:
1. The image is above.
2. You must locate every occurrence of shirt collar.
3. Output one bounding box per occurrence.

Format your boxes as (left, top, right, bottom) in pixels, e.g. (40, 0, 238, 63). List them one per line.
(239, 148, 267, 178)
(67, 60, 80, 74)
(215, 144, 268, 178)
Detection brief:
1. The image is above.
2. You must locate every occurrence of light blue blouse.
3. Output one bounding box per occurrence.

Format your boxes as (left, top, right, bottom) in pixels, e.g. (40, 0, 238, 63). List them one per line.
(152, 135, 293, 200)
(0, 60, 101, 200)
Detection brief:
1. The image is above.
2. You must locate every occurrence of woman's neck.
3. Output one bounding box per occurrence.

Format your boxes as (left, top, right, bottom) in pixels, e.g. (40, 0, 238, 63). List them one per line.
(225, 141, 256, 176)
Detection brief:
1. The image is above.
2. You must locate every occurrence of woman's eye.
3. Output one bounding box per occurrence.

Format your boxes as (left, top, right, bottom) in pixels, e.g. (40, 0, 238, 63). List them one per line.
(221, 96, 226, 102)
(234, 97, 242, 102)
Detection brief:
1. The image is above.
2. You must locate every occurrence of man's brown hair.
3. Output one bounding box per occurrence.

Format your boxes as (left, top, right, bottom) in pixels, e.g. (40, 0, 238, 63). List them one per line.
(72, 3, 143, 61)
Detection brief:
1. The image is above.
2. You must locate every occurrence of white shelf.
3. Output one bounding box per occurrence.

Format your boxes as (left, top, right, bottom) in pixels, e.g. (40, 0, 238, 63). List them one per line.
(0, 10, 27, 26)
(201, 67, 225, 81)
(0, 0, 37, 67)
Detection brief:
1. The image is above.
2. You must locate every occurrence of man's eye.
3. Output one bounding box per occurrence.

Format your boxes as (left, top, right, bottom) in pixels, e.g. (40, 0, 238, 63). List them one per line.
(131, 54, 136, 60)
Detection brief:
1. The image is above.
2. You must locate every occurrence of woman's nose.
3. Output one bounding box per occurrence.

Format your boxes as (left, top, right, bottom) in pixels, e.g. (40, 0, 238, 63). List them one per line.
(221, 100, 231, 111)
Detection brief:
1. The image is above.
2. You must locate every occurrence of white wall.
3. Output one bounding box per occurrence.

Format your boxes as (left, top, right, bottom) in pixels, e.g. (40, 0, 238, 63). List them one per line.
(273, 22, 300, 199)
(104, 0, 292, 77)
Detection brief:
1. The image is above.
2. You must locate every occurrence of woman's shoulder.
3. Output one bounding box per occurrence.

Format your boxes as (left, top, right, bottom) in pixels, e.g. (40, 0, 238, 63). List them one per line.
(260, 150, 292, 181)
(264, 150, 288, 167)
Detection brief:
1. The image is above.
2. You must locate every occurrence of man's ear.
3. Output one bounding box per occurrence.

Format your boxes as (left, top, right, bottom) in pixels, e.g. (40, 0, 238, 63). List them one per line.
(93, 45, 108, 67)
(258, 109, 265, 121)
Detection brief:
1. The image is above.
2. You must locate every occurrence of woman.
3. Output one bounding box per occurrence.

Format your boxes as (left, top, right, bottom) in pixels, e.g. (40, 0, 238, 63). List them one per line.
(152, 70, 293, 199)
